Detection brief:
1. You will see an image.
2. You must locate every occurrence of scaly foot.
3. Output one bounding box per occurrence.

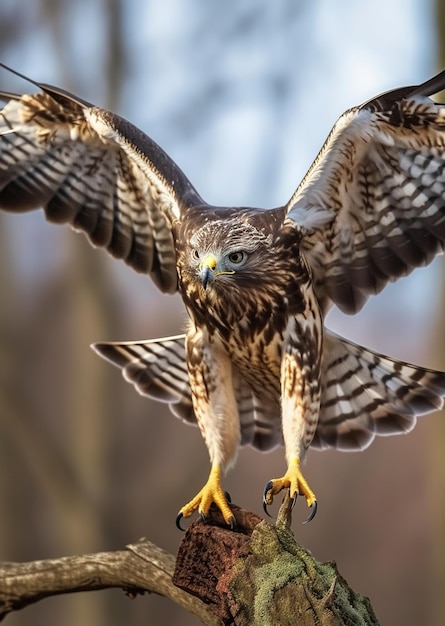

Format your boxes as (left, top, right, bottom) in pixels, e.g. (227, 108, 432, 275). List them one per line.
(263, 457, 317, 523)
(176, 464, 235, 530)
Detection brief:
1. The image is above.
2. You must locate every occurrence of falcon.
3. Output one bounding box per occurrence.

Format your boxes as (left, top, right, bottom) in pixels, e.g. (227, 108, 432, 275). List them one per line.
(1, 64, 445, 528)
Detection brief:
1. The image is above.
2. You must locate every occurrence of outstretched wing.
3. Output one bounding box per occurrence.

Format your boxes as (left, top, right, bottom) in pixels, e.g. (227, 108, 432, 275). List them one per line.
(287, 70, 445, 314)
(0, 65, 204, 292)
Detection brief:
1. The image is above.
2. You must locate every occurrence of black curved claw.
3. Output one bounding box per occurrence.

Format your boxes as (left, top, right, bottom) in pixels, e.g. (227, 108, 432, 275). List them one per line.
(303, 500, 318, 524)
(262, 480, 274, 518)
(200, 511, 208, 524)
(290, 491, 298, 510)
(228, 515, 237, 531)
(176, 512, 186, 531)
(224, 490, 232, 504)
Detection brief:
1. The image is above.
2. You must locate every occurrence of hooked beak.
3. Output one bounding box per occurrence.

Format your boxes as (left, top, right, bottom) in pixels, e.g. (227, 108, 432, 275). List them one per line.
(199, 254, 217, 290)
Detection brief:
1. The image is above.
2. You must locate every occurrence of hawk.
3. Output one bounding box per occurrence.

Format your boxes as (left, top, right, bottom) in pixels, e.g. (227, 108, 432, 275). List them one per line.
(1, 64, 445, 528)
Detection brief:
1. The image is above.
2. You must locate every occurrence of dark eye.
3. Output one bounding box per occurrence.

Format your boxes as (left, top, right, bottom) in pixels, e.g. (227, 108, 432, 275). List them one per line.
(192, 250, 200, 260)
(228, 251, 246, 264)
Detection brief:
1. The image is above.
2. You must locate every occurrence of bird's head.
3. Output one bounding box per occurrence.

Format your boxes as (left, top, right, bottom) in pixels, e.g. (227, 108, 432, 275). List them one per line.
(197, 249, 247, 290)
(176, 209, 306, 326)
(185, 216, 274, 296)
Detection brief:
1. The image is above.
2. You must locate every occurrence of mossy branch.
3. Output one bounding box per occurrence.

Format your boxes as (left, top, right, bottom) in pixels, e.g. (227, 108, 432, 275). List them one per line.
(0, 498, 378, 625)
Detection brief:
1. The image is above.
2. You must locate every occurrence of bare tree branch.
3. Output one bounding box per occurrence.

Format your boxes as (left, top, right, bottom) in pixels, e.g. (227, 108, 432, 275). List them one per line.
(0, 537, 222, 625)
(0, 499, 379, 625)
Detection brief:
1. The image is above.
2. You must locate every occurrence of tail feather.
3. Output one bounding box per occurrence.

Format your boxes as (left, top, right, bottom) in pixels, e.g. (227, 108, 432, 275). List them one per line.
(314, 331, 445, 451)
(92, 335, 282, 449)
(93, 335, 196, 424)
(93, 329, 445, 454)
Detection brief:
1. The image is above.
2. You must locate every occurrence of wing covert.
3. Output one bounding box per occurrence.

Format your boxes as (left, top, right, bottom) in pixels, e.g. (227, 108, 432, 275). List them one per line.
(286, 70, 445, 314)
(0, 71, 204, 293)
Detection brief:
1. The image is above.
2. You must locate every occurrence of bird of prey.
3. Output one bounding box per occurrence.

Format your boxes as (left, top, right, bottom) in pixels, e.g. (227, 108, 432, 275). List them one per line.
(1, 64, 445, 528)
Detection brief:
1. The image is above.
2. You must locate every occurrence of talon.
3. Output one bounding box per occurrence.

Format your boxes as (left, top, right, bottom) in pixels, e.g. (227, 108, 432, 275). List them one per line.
(262, 480, 274, 517)
(303, 500, 318, 524)
(228, 515, 237, 530)
(265, 458, 317, 521)
(263, 500, 272, 518)
(176, 464, 234, 528)
(176, 512, 186, 532)
(224, 490, 232, 503)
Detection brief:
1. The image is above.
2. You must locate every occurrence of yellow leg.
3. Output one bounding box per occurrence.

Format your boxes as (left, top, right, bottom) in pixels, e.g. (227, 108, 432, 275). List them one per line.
(176, 464, 235, 529)
(263, 458, 317, 523)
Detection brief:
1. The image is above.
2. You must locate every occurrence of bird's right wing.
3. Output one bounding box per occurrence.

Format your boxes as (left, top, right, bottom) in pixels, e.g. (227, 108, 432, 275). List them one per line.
(0, 65, 205, 292)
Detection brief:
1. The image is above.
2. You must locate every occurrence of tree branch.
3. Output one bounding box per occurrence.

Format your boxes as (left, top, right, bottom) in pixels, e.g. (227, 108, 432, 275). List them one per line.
(0, 538, 222, 625)
(174, 497, 380, 625)
(0, 498, 380, 625)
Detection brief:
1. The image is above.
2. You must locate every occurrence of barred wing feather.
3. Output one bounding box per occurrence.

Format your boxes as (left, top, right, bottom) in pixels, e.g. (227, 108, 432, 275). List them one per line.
(287, 70, 445, 314)
(0, 77, 203, 292)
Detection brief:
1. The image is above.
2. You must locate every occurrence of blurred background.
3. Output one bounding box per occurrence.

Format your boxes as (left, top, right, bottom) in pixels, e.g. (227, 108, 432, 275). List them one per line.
(0, 0, 444, 624)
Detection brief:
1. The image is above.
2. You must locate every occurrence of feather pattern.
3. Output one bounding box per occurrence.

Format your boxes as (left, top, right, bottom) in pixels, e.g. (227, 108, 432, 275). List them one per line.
(2, 64, 445, 519)
(287, 78, 445, 313)
(0, 84, 203, 292)
(93, 335, 283, 450)
(93, 329, 445, 454)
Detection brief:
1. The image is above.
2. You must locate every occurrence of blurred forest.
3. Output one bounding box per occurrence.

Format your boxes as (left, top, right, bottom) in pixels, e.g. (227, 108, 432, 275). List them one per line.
(0, 1, 444, 625)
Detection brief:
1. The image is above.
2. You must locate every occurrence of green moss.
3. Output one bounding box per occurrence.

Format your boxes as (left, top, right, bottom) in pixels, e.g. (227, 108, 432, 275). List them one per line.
(228, 519, 379, 626)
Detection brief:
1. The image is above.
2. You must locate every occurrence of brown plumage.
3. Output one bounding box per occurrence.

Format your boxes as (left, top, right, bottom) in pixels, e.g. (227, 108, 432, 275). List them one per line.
(1, 63, 445, 525)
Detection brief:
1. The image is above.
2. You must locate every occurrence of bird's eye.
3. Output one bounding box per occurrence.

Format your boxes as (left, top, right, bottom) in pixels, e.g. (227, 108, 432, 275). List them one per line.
(192, 250, 200, 260)
(228, 251, 246, 265)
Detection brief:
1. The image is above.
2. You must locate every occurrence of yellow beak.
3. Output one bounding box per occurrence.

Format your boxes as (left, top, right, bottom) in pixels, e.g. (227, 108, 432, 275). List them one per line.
(199, 254, 217, 289)
(199, 254, 217, 272)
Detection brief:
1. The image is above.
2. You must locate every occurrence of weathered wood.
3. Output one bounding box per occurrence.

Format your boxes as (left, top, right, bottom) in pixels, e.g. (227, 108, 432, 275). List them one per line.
(0, 538, 221, 625)
(0, 499, 378, 625)
(174, 496, 379, 625)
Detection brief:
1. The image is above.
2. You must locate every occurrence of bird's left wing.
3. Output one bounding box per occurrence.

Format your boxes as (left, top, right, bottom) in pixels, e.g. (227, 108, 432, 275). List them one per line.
(286, 70, 445, 314)
(0, 65, 204, 293)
